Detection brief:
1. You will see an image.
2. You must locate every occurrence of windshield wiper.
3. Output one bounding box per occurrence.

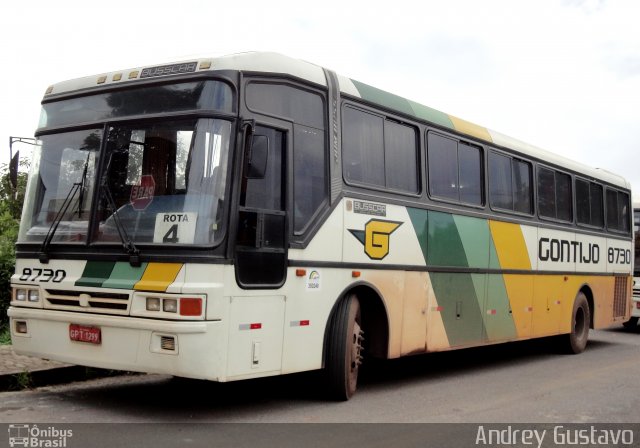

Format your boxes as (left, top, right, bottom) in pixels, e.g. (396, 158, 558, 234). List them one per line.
(39, 155, 91, 263)
(39, 181, 82, 263)
(100, 180, 141, 267)
(77, 153, 90, 218)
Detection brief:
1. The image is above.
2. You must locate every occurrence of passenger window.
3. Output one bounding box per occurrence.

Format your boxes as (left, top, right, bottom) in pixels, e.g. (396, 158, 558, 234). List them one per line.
(537, 167, 572, 222)
(343, 107, 385, 187)
(427, 132, 482, 205)
(606, 188, 630, 233)
(576, 179, 603, 228)
(342, 106, 418, 194)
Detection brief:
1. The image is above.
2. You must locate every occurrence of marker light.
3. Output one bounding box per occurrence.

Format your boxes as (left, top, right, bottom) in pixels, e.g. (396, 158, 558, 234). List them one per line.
(146, 297, 161, 312)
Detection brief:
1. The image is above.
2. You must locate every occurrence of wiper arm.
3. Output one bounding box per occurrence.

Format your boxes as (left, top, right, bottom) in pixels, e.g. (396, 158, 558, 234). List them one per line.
(100, 181, 141, 267)
(77, 153, 90, 218)
(39, 182, 82, 263)
(40, 154, 93, 263)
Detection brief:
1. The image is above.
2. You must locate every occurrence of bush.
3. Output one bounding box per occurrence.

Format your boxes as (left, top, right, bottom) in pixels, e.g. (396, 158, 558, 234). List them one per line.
(0, 161, 27, 327)
(0, 205, 18, 327)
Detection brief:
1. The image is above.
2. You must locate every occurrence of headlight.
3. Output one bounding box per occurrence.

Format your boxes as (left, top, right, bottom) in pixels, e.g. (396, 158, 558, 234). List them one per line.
(15, 289, 27, 301)
(28, 289, 40, 302)
(146, 297, 161, 311)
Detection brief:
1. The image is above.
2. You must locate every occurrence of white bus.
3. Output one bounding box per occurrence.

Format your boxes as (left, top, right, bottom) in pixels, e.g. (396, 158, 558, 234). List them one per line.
(9, 53, 632, 399)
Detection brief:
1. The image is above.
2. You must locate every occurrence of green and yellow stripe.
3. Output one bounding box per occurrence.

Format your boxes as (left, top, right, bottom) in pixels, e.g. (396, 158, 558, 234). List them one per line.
(76, 261, 183, 292)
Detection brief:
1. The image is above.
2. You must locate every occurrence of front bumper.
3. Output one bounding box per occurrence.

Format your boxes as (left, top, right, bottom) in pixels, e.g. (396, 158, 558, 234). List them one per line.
(8, 306, 227, 381)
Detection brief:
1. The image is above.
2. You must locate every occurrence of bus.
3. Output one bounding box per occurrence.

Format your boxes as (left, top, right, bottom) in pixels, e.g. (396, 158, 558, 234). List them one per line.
(8, 52, 633, 400)
(624, 204, 640, 328)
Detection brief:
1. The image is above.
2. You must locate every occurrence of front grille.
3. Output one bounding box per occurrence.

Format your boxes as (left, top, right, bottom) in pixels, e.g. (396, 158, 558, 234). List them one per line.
(45, 289, 131, 315)
(613, 276, 628, 318)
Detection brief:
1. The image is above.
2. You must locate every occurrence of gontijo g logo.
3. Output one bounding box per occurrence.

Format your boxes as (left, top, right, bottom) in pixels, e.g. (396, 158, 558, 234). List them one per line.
(349, 219, 402, 260)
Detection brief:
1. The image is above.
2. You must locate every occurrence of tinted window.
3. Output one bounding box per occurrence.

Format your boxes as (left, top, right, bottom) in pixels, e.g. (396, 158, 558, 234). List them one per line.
(428, 133, 482, 205)
(246, 83, 325, 129)
(538, 167, 571, 222)
(343, 106, 418, 193)
(293, 124, 326, 234)
(576, 179, 590, 224)
(489, 152, 512, 210)
(556, 172, 572, 222)
(607, 189, 630, 233)
(246, 82, 328, 235)
(458, 143, 482, 205)
(590, 183, 604, 228)
(243, 127, 283, 211)
(513, 159, 532, 214)
(385, 121, 418, 193)
(576, 179, 603, 227)
(428, 133, 458, 201)
(538, 168, 555, 218)
(40, 81, 233, 129)
(343, 107, 385, 186)
(489, 152, 533, 214)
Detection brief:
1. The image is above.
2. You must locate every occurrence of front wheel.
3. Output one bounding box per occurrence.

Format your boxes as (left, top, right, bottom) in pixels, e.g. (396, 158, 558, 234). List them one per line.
(325, 294, 364, 400)
(623, 316, 639, 330)
(563, 292, 590, 354)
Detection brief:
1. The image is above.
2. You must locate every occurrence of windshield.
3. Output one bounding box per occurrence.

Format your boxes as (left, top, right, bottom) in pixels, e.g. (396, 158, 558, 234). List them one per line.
(20, 118, 232, 246)
(19, 130, 99, 243)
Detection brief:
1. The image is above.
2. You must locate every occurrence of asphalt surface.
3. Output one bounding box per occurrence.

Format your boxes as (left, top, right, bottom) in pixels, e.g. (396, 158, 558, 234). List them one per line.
(1, 326, 640, 425)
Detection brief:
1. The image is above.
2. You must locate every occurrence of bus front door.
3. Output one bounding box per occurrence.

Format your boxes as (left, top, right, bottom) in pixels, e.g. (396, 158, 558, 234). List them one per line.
(234, 126, 287, 288)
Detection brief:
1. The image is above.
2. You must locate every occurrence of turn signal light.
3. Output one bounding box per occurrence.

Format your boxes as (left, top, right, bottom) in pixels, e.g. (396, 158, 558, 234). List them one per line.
(180, 298, 202, 316)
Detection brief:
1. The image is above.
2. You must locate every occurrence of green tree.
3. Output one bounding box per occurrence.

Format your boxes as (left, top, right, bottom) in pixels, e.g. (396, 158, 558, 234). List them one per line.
(0, 160, 28, 327)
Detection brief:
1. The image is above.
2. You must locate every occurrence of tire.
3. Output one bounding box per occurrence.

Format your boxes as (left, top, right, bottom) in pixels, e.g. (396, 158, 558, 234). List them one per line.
(563, 292, 590, 354)
(623, 316, 639, 330)
(325, 294, 363, 401)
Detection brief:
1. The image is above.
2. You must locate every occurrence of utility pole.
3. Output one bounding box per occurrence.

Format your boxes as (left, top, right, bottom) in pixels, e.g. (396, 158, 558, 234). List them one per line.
(8, 136, 38, 189)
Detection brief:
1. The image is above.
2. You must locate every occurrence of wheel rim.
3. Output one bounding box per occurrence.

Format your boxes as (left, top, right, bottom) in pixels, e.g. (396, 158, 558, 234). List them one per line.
(348, 319, 364, 391)
(575, 306, 586, 339)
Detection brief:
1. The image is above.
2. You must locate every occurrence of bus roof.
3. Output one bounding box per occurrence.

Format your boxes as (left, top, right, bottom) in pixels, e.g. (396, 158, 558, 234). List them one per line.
(44, 51, 630, 190)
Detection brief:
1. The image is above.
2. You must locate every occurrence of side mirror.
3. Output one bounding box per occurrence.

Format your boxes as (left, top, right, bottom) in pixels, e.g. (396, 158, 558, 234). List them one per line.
(9, 151, 19, 189)
(247, 135, 269, 179)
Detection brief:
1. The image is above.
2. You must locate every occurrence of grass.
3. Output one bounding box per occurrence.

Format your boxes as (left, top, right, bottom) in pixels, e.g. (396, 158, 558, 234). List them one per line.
(0, 324, 10, 345)
(13, 371, 32, 390)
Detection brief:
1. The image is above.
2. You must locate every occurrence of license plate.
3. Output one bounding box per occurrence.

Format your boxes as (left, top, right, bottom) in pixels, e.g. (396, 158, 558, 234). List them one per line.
(69, 324, 101, 344)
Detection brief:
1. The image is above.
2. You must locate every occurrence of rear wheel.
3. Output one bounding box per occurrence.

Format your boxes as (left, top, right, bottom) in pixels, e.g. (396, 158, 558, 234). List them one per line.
(326, 294, 363, 400)
(563, 292, 590, 354)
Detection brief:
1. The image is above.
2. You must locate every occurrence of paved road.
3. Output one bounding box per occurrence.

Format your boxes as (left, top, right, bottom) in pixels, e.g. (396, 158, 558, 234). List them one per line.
(2, 327, 640, 424)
